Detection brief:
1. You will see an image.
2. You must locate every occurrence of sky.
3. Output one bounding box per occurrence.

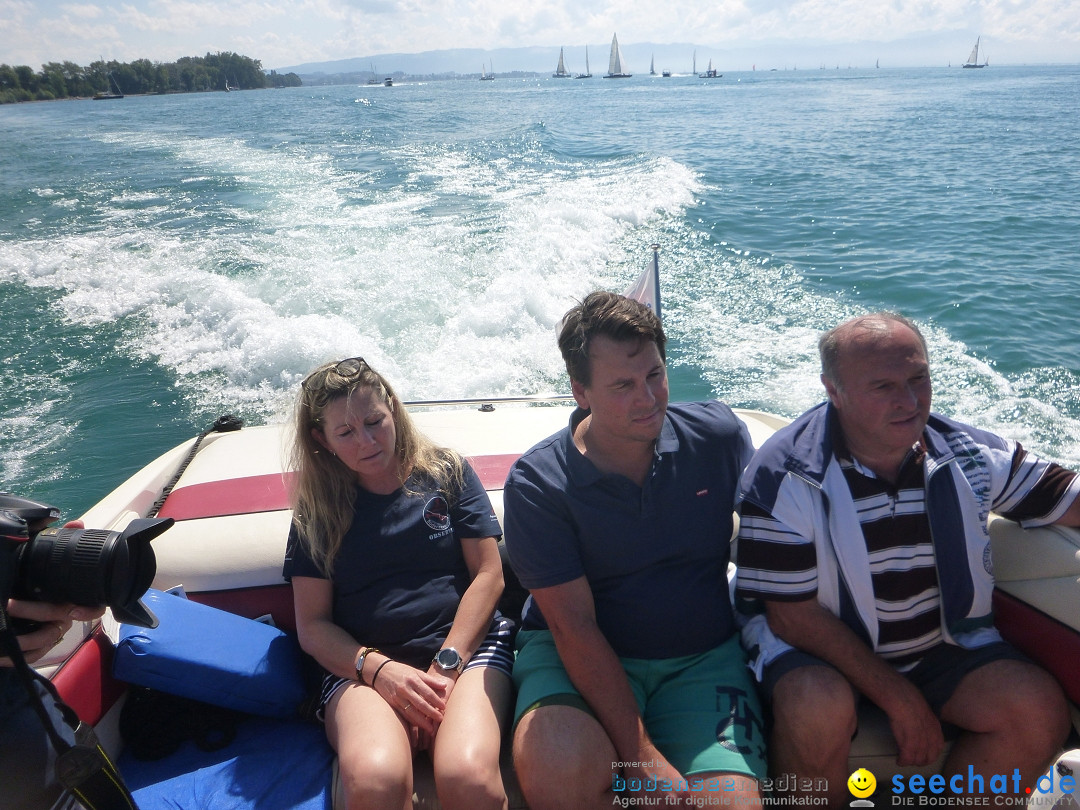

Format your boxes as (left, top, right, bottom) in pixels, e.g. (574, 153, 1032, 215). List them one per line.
(3, 0, 1078, 72)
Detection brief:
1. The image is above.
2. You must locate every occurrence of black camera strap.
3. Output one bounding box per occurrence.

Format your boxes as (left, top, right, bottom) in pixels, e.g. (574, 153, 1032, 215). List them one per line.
(0, 607, 141, 810)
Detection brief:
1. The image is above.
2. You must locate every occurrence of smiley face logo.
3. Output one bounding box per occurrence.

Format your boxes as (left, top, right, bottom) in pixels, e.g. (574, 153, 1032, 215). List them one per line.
(847, 768, 877, 799)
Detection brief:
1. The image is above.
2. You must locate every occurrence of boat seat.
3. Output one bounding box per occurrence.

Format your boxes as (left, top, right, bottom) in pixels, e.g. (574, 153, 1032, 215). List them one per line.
(87, 415, 1080, 808)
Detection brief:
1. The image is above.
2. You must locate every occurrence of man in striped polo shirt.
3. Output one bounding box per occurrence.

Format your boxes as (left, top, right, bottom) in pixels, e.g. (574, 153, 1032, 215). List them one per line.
(735, 312, 1080, 805)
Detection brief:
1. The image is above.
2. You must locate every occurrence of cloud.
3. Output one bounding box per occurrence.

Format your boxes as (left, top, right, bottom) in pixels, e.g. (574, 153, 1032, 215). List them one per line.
(61, 3, 105, 20)
(117, 0, 287, 35)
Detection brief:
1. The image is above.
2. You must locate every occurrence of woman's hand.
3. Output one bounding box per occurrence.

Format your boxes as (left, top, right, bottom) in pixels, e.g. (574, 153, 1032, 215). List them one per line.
(371, 659, 451, 739)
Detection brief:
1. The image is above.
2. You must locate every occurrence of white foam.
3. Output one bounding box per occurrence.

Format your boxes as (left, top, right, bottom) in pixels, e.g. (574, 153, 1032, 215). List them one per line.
(7, 124, 1078, 470)
(4, 134, 701, 426)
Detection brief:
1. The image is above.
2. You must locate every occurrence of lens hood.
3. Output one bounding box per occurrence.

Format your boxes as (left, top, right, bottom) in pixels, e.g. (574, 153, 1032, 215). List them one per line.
(14, 517, 173, 629)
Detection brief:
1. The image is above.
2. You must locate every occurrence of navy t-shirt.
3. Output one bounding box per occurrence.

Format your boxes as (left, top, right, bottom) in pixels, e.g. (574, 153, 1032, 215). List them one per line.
(503, 401, 753, 660)
(283, 462, 501, 669)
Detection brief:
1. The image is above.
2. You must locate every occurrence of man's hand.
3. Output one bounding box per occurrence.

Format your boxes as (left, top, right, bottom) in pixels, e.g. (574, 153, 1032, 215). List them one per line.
(883, 679, 945, 766)
(626, 747, 693, 804)
(2, 600, 105, 666)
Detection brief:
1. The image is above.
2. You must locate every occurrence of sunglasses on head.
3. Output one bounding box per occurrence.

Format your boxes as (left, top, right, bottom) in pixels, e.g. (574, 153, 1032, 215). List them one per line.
(301, 357, 368, 390)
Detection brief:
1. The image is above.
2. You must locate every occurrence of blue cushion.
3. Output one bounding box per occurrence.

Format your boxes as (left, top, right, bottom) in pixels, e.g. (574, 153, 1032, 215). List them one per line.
(114, 589, 306, 719)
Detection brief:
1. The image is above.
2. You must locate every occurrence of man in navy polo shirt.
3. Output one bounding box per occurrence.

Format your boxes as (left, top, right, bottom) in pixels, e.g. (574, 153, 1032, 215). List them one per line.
(503, 291, 766, 809)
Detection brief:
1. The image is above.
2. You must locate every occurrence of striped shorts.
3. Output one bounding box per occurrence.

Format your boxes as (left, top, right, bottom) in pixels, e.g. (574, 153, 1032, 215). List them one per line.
(316, 616, 515, 721)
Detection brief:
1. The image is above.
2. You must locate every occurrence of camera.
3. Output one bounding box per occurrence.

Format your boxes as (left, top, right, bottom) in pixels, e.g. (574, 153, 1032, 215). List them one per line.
(0, 493, 172, 629)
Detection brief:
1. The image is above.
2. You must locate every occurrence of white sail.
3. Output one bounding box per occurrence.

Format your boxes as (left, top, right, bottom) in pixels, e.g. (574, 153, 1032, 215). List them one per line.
(962, 36, 987, 68)
(554, 47, 570, 77)
(575, 45, 592, 79)
(606, 33, 629, 77)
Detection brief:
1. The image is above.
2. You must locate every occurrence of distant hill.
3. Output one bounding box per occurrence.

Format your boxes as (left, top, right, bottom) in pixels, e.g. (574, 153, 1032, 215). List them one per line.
(273, 33, 1019, 81)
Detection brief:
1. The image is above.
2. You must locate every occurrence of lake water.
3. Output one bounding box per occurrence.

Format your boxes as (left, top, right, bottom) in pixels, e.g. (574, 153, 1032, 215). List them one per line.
(2, 64, 1078, 518)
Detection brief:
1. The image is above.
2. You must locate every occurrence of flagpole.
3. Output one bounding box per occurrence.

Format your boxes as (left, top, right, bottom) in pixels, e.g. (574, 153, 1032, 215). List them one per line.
(649, 244, 661, 321)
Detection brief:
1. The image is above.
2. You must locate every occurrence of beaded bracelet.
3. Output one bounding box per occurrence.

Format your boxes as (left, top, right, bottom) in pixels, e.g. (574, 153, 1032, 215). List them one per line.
(354, 646, 380, 684)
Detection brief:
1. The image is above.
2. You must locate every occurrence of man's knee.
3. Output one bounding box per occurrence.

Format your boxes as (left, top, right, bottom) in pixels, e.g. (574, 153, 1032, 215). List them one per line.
(985, 662, 1070, 750)
(513, 705, 615, 804)
(947, 659, 1069, 738)
(772, 664, 858, 743)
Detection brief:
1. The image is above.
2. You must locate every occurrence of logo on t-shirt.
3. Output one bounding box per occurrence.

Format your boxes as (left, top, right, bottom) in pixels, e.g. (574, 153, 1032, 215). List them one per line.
(423, 496, 451, 532)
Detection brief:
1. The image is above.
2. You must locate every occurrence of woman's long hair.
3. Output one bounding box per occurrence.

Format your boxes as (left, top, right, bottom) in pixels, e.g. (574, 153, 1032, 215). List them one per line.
(290, 358, 465, 577)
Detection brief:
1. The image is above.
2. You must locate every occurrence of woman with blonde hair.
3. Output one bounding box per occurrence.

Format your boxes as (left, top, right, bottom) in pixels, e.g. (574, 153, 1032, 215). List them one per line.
(284, 357, 512, 810)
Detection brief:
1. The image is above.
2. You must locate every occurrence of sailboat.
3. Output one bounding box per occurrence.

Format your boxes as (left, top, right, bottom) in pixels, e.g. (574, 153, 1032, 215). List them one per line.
(553, 47, 571, 78)
(367, 63, 381, 85)
(698, 59, 720, 79)
(574, 46, 593, 79)
(93, 70, 124, 100)
(963, 36, 989, 68)
(480, 61, 494, 81)
(604, 32, 631, 78)
(650, 54, 656, 76)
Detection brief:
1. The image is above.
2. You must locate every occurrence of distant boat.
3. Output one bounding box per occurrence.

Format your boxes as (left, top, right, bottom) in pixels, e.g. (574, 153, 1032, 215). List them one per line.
(662, 70, 671, 78)
(574, 46, 593, 79)
(383, 76, 393, 86)
(367, 63, 381, 85)
(650, 54, 656, 76)
(480, 62, 494, 81)
(699, 59, 720, 79)
(604, 33, 631, 78)
(963, 36, 989, 68)
(92, 71, 123, 100)
(553, 47, 571, 78)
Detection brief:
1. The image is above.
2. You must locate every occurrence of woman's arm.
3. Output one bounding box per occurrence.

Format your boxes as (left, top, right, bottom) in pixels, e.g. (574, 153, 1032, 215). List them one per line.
(292, 575, 367, 681)
(437, 535, 505, 670)
(293, 574, 449, 734)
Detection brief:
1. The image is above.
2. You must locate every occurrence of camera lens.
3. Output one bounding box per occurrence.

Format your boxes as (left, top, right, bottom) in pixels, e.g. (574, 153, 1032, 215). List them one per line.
(12, 518, 172, 628)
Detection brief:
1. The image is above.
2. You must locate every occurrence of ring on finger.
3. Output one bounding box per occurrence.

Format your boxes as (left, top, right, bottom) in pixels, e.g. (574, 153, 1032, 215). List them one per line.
(401, 702, 411, 711)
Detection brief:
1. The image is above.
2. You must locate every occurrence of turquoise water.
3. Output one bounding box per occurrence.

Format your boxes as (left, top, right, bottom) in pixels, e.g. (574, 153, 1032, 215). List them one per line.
(2, 65, 1079, 519)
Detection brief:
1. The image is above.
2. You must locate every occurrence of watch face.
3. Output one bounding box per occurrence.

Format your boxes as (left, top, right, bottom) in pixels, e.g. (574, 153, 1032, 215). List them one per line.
(436, 648, 461, 670)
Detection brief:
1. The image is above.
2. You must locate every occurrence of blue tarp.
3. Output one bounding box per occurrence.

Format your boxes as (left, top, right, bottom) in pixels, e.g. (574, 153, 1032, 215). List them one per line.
(120, 716, 333, 810)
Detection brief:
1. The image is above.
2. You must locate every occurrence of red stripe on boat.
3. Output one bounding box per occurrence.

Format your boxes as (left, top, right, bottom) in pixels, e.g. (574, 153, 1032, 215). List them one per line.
(993, 589, 1080, 705)
(156, 454, 520, 521)
(157, 472, 296, 520)
(52, 627, 127, 726)
(465, 454, 518, 490)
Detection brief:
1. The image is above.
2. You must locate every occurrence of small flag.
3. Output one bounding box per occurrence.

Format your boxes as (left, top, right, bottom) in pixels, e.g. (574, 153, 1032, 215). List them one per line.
(557, 245, 662, 335)
(623, 244, 661, 320)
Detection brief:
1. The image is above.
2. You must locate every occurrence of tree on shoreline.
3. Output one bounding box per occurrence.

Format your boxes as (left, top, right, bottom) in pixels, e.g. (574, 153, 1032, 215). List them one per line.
(0, 52, 301, 104)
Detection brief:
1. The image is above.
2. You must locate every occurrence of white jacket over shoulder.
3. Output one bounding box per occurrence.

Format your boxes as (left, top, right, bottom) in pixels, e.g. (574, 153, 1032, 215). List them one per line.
(734, 402, 1079, 680)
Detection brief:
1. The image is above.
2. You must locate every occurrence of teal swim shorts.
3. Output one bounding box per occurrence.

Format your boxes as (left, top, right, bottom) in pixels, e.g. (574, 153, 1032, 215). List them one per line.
(512, 630, 767, 780)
